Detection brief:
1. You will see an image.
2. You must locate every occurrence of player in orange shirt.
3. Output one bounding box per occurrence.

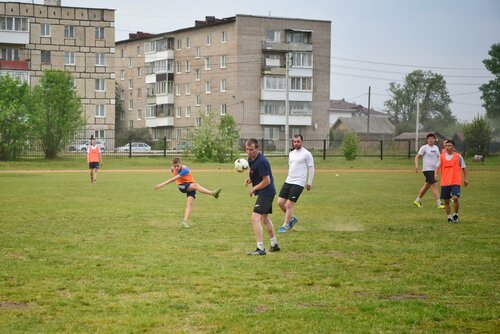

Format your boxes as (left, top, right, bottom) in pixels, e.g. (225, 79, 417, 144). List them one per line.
(87, 137, 103, 184)
(154, 157, 221, 228)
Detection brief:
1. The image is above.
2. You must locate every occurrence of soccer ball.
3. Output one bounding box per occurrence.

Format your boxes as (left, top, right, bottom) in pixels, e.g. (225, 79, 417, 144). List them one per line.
(234, 158, 249, 172)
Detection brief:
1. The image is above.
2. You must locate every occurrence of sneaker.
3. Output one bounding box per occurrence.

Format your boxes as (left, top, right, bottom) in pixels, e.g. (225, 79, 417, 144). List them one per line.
(452, 214, 459, 224)
(288, 216, 299, 229)
(213, 188, 221, 199)
(181, 220, 190, 228)
(270, 244, 280, 252)
(437, 203, 445, 209)
(447, 218, 453, 223)
(278, 225, 289, 233)
(247, 248, 266, 256)
(413, 201, 423, 208)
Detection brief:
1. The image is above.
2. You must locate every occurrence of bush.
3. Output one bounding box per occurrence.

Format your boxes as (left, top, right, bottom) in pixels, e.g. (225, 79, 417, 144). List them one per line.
(341, 132, 359, 160)
(463, 115, 492, 156)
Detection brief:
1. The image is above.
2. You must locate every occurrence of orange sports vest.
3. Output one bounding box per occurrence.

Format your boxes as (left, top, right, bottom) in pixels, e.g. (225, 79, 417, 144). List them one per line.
(440, 153, 462, 186)
(172, 165, 195, 184)
(88, 146, 100, 162)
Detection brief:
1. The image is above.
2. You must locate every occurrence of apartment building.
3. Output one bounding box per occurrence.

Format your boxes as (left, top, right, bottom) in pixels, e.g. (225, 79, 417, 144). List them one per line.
(116, 14, 331, 143)
(0, 0, 115, 141)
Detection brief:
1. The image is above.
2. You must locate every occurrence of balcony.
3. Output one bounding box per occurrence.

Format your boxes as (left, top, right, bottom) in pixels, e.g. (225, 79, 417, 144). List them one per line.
(0, 30, 29, 44)
(260, 113, 312, 126)
(262, 41, 313, 52)
(0, 59, 29, 70)
(146, 116, 174, 128)
(262, 66, 286, 76)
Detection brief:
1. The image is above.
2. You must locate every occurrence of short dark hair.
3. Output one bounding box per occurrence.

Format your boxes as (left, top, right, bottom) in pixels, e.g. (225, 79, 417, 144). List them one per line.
(246, 138, 259, 149)
(446, 140, 455, 146)
(426, 133, 435, 139)
(172, 157, 181, 164)
(293, 134, 303, 141)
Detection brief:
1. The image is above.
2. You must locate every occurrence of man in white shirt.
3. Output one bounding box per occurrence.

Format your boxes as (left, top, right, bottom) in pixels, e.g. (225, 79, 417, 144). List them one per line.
(277, 134, 314, 233)
(413, 133, 444, 209)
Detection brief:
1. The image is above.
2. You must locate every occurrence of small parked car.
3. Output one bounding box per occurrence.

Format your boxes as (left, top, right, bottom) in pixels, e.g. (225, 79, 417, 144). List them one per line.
(69, 139, 106, 153)
(174, 141, 192, 151)
(115, 142, 151, 152)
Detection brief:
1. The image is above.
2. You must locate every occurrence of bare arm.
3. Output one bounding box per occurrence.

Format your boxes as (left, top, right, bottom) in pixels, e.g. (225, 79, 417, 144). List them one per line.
(462, 167, 469, 187)
(248, 175, 270, 196)
(154, 174, 181, 190)
(415, 154, 421, 173)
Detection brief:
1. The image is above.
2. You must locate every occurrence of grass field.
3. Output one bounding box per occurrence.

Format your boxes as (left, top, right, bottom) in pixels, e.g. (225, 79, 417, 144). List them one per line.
(0, 157, 499, 333)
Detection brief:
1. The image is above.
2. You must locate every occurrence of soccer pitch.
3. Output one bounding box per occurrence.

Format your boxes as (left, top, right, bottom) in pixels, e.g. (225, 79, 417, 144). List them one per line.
(0, 159, 498, 333)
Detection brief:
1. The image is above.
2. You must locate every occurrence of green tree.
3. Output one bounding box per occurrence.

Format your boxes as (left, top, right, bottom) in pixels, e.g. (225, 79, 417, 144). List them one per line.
(31, 70, 85, 159)
(216, 115, 240, 161)
(341, 132, 359, 160)
(116, 128, 153, 147)
(385, 70, 456, 131)
(463, 115, 492, 156)
(0, 75, 32, 160)
(479, 43, 500, 119)
(115, 82, 124, 122)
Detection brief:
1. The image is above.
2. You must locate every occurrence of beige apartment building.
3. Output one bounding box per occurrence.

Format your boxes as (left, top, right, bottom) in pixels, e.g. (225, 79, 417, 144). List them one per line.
(0, 0, 115, 142)
(116, 15, 331, 146)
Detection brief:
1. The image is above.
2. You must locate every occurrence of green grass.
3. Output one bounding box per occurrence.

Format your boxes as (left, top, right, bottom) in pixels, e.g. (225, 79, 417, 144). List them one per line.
(0, 161, 499, 333)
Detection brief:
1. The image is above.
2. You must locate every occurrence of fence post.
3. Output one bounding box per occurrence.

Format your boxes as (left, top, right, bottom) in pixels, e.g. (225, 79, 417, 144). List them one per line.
(261, 137, 265, 156)
(408, 140, 411, 158)
(163, 136, 167, 157)
(323, 139, 326, 160)
(128, 137, 132, 158)
(380, 140, 383, 160)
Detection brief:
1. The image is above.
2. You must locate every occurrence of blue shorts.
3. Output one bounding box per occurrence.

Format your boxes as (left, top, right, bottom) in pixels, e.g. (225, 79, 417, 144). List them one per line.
(89, 162, 99, 169)
(178, 182, 196, 198)
(440, 185, 461, 200)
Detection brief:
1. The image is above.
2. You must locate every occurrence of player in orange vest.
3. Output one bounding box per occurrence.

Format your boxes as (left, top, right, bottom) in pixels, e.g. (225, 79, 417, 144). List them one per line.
(435, 140, 469, 223)
(154, 157, 221, 228)
(87, 137, 103, 184)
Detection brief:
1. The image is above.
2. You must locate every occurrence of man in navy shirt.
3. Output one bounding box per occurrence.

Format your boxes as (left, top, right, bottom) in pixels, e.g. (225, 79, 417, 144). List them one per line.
(244, 138, 280, 255)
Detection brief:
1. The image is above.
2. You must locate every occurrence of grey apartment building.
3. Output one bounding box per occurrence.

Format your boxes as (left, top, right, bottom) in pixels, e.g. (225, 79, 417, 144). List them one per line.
(116, 15, 331, 144)
(0, 0, 115, 141)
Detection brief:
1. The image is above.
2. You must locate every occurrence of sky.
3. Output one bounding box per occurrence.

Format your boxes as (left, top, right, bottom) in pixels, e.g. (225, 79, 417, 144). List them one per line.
(22, 0, 500, 121)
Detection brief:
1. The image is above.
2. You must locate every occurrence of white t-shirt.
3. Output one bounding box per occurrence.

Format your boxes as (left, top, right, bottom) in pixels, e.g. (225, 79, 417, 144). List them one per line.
(417, 144, 440, 171)
(285, 147, 314, 187)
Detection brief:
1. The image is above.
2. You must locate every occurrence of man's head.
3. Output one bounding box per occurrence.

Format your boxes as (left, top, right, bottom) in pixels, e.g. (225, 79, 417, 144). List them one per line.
(292, 134, 303, 150)
(426, 133, 436, 145)
(444, 140, 455, 153)
(172, 157, 182, 172)
(245, 138, 259, 160)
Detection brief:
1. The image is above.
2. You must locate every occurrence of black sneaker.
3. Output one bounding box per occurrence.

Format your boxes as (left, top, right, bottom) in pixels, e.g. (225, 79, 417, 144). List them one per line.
(247, 248, 266, 256)
(447, 218, 453, 223)
(452, 214, 459, 224)
(270, 244, 280, 252)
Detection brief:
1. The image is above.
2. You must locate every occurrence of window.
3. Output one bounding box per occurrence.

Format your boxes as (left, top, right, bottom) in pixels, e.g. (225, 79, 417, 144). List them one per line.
(220, 55, 226, 68)
(156, 81, 167, 95)
(186, 106, 191, 117)
(129, 120, 134, 129)
(175, 84, 181, 96)
(137, 88, 142, 99)
(266, 30, 280, 42)
(195, 47, 200, 58)
(221, 31, 227, 43)
(175, 62, 181, 73)
(205, 105, 212, 116)
(128, 79, 133, 89)
(1, 48, 19, 61)
(195, 69, 201, 81)
(64, 25, 74, 38)
(185, 83, 190, 95)
(195, 117, 201, 127)
(41, 23, 51, 37)
(146, 105, 155, 118)
(262, 101, 285, 115)
(95, 27, 104, 40)
(186, 37, 191, 48)
(95, 79, 105, 91)
(41, 50, 51, 64)
(64, 51, 75, 65)
(120, 49, 124, 58)
(206, 33, 212, 45)
(95, 104, 105, 117)
(119, 111, 124, 121)
(185, 60, 190, 72)
(129, 100, 133, 110)
(220, 79, 226, 92)
(128, 57, 132, 68)
(120, 90, 124, 100)
(220, 104, 227, 115)
(137, 109, 142, 120)
(95, 53, 105, 66)
(287, 31, 310, 44)
(137, 46, 141, 56)
(137, 67, 141, 78)
(205, 57, 211, 70)
(176, 39, 181, 50)
(205, 81, 211, 94)
(94, 130, 105, 139)
(290, 77, 312, 91)
(0, 17, 28, 32)
(176, 107, 181, 118)
(195, 95, 201, 106)
(263, 76, 286, 90)
(292, 52, 313, 67)
(264, 127, 280, 140)
(120, 70, 125, 80)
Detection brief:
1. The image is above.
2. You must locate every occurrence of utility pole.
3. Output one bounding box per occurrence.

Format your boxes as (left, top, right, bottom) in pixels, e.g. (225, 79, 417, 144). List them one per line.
(285, 52, 291, 154)
(415, 99, 420, 152)
(367, 86, 371, 134)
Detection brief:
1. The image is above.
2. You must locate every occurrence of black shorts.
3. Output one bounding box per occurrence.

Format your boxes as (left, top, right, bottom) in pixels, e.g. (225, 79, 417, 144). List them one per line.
(89, 162, 99, 169)
(278, 182, 304, 202)
(178, 182, 196, 198)
(423, 171, 437, 184)
(441, 185, 461, 200)
(253, 195, 274, 215)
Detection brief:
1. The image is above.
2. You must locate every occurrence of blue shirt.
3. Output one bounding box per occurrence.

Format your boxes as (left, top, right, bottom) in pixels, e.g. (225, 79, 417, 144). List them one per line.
(249, 153, 276, 197)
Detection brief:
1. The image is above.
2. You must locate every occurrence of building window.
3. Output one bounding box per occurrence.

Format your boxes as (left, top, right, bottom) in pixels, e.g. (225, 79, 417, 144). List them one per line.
(185, 83, 190, 95)
(41, 50, 51, 64)
(0, 17, 28, 32)
(94, 130, 105, 139)
(263, 76, 286, 90)
(205, 57, 211, 70)
(292, 52, 313, 67)
(220, 79, 226, 92)
(129, 79, 133, 89)
(137, 88, 142, 99)
(195, 69, 201, 81)
(95, 79, 105, 91)
(175, 84, 181, 96)
(120, 90, 125, 100)
(205, 81, 211, 94)
(264, 127, 280, 140)
(137, 67, 141, 78)
(95, 53, 105, 66)
(95, 104, 105, 117)
(129, 100, 133, 110)
(176, 107, 182, 118)
(195, 95, 201, 106)
(290, 77, 312, 91)
(95, 27, 104, 40)
(41, 23, 51, 37)
(176, 39, 181, 50)
(137, 46, 141, 56)
(221, 31, 227, 43)
(137, 109, 142, 120)
(64, 25, 75, 38)
(175, 62, 181, 73)
(129, 120, 134, 129)
(120, 49, 125, 58)
(120, 111, 124, 121)
(205, 105, 212, 116)
(206, 33, 212, 45)
(220, 55, 226, 68)
(1, 48, 19, 61)
(128, 57, 132, 68)
(266, 30, 280, 42)
(185, 60, 190, 72)
(195, 47, 200, 58)
(146, 105, 155, 118)
(220, 104, 227, 115)
(195, 117, 201, 127)
(186, 37, 191, 48)
(120, 70, 125, 80)
(64, 51, 75, 65)
(186, 106, 191, 117)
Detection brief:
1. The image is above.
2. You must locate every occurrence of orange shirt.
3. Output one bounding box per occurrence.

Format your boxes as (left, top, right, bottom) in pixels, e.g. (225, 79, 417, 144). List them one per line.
(440, 153, 462, 186)
(172, 165, 195, 184)
(88, 146, 101, 163)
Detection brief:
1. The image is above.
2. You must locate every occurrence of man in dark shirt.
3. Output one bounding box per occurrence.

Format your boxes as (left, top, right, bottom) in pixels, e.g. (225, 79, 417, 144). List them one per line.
(244, 138, 280, 255)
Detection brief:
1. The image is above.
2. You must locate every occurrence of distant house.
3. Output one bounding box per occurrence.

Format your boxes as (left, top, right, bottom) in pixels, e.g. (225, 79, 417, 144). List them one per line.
(329, 99, 390, 126)
(331, 115, 395, 140)
(394, 131, 447, 151)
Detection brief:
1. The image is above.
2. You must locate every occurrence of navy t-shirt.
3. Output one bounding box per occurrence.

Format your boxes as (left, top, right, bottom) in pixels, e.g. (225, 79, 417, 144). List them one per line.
(249, 153, 276, 197)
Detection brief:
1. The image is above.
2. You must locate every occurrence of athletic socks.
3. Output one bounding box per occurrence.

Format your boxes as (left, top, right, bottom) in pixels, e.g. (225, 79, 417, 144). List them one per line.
(416, 197, 421, 202)
(270, 237, 277, 247)
(257, 242, 265, 251)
